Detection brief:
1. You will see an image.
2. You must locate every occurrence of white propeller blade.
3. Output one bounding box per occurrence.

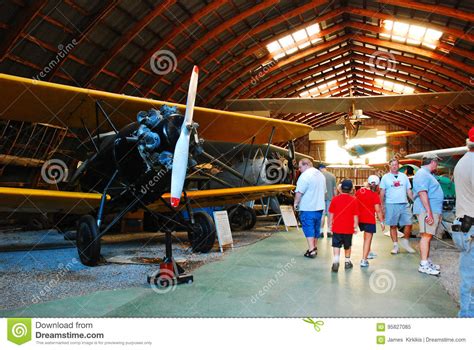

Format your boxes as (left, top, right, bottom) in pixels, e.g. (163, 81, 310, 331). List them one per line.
(170, 66, 199, 207)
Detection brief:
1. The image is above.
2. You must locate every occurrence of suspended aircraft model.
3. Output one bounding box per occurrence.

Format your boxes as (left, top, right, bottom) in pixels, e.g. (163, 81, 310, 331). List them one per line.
(227, 91, 473, 165)
(344, 130, 417, 158)
(227, 91, 474, 114)
(228, 90, 472, 138)
(336, 89, 371, 141)
(406, 146, 468, 160)
(0, 71, 311, 287)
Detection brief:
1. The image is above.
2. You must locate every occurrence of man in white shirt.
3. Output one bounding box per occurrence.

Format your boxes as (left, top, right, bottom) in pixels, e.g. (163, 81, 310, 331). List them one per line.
(293, 158, 326, 258)
(380, 158, 416, 254)
(453, 127, 474, 317)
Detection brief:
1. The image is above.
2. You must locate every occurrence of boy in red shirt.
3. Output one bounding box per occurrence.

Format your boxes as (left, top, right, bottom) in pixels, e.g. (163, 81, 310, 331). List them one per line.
(356, 175, 385, 267)
(329, 179, 359, 272)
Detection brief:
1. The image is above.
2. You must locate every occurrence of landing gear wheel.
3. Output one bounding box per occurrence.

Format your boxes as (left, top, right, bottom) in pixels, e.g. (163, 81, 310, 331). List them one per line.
(228, 205, 257, 231)
(188, 211, 216, 253)
(76, 215, 101, 266)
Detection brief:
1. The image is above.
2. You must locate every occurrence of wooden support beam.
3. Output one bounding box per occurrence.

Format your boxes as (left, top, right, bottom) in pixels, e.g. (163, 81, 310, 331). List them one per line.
(0, 0, 48, 62)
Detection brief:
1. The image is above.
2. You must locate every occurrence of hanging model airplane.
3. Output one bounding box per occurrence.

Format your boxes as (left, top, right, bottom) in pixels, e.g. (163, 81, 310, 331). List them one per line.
(344, 130, 417, 158)
(0, 71, 311, 286)
(406, 146, 468, 159)
(226, 91, 474, 114)
(228, 91, 473, 139)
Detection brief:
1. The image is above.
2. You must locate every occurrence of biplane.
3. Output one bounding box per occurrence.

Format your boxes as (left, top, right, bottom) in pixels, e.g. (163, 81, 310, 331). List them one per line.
(227, 91, 473, 143)
(0, 69, 311, 285)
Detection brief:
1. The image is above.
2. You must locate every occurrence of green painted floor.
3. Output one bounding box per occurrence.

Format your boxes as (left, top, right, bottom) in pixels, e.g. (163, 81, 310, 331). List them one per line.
(1, 227, 458, 317)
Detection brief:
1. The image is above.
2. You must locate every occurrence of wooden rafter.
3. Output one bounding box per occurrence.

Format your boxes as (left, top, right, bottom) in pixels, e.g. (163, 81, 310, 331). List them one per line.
(46, 0, 120, 80)
(141, 0, 280, 97)
(157, 1, 336, 99)
(80, 0, 174, 87)
(268, 66, 467, 138)
(216, 23, 473, 105)
(0, 0, 48, 62)
(114, 1, 226, 93)
(161, 10, 473, 102)
(377, 0, 474, 23)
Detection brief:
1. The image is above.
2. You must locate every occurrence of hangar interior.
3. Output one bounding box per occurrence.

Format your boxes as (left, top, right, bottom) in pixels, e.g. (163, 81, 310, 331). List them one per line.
(0, 0, 472, 317)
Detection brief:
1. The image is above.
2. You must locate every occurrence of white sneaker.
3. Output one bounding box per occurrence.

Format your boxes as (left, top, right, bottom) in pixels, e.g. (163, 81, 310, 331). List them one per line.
(367, 252, 377, 259)
(418, 263, 440, 276)
(400, 238, 416, 253)
(428, 259, 440, 271)
(390, 246, 399, 255)
(360, 259, 369, 267)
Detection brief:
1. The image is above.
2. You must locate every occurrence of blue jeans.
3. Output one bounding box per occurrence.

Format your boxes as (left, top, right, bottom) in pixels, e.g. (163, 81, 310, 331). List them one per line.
(452, 219, 474, 318)
(299, 211, 323, 238)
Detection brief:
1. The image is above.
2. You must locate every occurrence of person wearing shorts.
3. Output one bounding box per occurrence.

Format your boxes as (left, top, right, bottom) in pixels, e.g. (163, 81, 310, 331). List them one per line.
(380, 158, 416, 254)
(294, 158, 326, 258)
(328, 179, 358, 272)
(413, 153, 444, 276)
(356, 175, 385, 267)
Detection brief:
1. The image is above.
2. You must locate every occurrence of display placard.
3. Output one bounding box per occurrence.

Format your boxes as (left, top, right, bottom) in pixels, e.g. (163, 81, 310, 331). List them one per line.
(213, 210, 233, 253)
(279, 205, 299, 231)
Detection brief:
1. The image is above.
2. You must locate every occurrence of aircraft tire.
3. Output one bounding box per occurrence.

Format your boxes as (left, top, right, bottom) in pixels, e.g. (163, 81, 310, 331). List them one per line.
(76, 215, 101, 266)
(228, 205, 257, 231)
(190, 211, 216, 253)
(242, 207, 257, 230)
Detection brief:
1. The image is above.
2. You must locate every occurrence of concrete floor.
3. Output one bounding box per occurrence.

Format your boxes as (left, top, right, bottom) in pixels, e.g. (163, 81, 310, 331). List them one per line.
(0, 227, 458, 317)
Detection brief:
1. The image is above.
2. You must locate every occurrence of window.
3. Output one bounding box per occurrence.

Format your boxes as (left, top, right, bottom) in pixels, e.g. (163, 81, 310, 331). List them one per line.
(299, 79, 337, 97)
(381, 20, 442, 49)
(374, 78, 415, 94)
(266, 23, 322, 60)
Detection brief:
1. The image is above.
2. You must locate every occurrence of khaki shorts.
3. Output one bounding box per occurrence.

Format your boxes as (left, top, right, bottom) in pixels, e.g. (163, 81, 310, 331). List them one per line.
(417, 213, 441, 235)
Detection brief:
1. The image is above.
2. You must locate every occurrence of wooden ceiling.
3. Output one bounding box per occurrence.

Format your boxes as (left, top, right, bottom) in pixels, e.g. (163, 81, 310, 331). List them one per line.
(0, 0, 473, 147)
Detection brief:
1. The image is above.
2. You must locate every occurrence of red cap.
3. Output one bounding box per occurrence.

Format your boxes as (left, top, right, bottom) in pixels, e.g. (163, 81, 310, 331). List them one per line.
(170, 197, 180, 208)
(194, 66, 199, 73)
(469, 127, 474, 142)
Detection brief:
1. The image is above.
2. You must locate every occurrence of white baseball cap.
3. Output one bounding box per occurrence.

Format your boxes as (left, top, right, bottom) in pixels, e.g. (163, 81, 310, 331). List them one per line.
(368, 175, 380, 185)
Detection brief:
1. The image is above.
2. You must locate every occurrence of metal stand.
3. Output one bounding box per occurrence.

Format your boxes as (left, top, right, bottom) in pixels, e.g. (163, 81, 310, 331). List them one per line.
(147, 228, 193, 288)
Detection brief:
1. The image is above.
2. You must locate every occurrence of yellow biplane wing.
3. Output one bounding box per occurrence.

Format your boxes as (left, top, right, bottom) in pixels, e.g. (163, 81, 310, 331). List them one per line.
(0, 185, 294, 215)
(150, 184, 295, 212)
(0, 187, 108, 214)
(0, 74, 311, 144)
